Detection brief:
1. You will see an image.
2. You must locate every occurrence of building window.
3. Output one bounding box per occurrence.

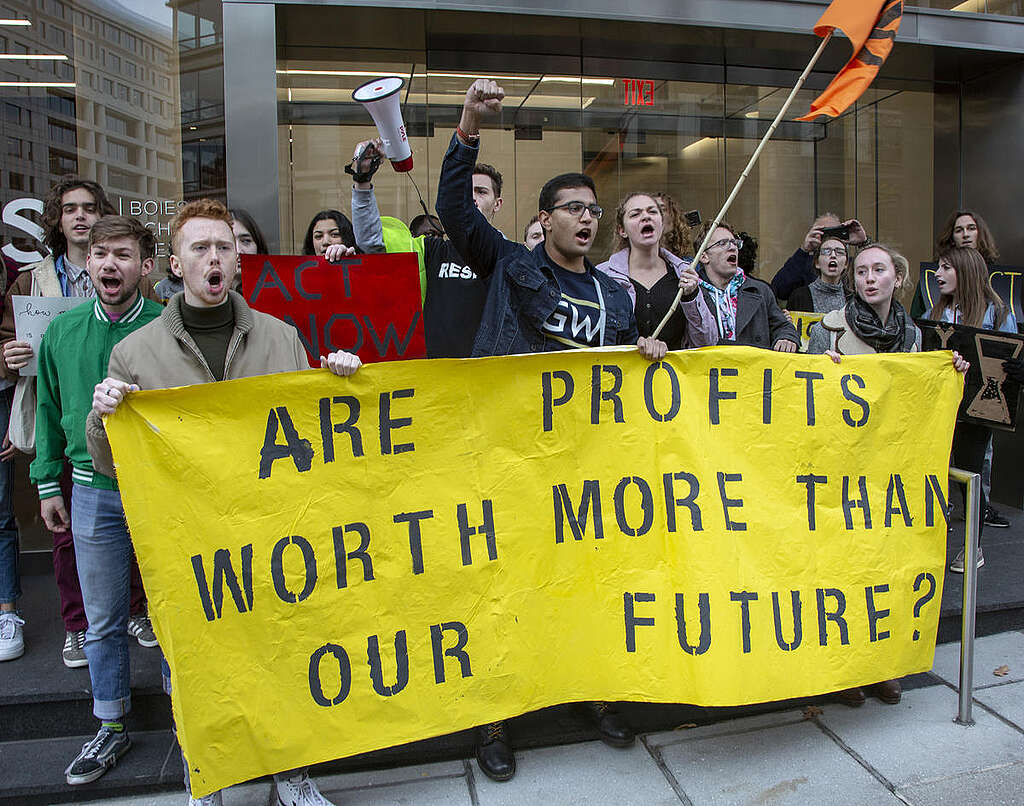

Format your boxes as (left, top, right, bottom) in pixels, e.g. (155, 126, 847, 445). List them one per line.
(107, 140, 129, 161)
(133, 89, 144, 107)
(47, 92, 76, 117)
(103, 78, 114, 95)
(49, 150, 78, 176)
(4, 103, 30, 128)
(48, 118, 77, 147)
(107, 113, 128, 136)
(183, 137, 225, 194)
(181, 66, 224, 123)
(108, 168, 137, 190)
(108, 52, 120, 72)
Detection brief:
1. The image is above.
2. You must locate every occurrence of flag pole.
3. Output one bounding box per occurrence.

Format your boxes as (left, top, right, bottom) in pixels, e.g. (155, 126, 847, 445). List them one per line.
(652, 29, 834, 340)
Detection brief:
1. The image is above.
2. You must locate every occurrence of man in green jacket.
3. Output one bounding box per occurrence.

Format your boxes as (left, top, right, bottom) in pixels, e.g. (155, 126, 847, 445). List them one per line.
(30, 215, 164, 786)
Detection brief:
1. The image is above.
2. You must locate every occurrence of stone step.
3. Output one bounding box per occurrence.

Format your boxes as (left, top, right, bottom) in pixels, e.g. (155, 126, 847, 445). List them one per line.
(0, 677, 953, 805)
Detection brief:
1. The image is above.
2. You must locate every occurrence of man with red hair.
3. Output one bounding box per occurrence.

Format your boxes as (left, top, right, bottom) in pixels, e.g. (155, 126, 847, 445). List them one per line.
(86, 199, 359, 806)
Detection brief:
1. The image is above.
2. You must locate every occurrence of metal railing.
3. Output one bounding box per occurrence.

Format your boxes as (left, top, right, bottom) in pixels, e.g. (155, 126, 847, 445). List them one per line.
(949, 466, 981, 726)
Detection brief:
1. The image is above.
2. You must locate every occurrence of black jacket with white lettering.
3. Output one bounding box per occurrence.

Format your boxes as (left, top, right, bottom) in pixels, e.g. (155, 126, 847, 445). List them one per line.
(421, 236, 491, 358)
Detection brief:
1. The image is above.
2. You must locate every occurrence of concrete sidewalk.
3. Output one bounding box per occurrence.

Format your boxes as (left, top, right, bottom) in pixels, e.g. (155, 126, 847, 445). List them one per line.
(78, 631, 1024, 806)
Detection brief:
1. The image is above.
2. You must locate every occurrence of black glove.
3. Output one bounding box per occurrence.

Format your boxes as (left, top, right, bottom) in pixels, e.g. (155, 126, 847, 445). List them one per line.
(1002, 355, 1024, 385)
(345, 142, 383, 184)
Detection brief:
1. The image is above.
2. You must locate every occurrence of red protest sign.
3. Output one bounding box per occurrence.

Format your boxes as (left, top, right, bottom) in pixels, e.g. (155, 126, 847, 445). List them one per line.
(240, 253, 425, 366)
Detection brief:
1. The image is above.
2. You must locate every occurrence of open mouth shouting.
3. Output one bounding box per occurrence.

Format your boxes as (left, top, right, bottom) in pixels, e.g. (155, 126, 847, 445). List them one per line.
(639, 222, 656, 238)
(574, 226, 592, 248)
(206, 269, 226, 296)
(98, 274, 123, 297)
(725, 252, 738, 266)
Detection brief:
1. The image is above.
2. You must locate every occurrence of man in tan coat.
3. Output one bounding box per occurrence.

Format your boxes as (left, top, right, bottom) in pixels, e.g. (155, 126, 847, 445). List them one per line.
(86, 199, 360, 806)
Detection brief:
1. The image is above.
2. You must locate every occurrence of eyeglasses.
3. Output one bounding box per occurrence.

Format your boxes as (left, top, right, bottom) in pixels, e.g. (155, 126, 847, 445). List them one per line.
(820, 246, 845, 257)
(547, 201, 604, 220)
(708, 237, 742, 251)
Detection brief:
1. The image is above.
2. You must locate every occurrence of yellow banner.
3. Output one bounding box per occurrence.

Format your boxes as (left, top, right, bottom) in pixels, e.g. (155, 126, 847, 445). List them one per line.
(106, 347, 960, 796)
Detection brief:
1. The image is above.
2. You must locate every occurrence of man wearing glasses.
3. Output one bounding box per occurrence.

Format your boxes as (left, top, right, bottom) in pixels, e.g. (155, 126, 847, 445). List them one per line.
(436, 78, 666, 783)
(438, 80, 666, 359)
(694, 221, 799, 351)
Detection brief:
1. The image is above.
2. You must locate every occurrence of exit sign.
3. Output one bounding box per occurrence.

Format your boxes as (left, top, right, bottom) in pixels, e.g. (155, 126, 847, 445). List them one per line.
(623, 78, 654, 106)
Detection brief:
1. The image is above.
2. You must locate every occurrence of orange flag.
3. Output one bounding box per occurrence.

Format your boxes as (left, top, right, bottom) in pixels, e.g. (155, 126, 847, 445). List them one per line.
(796, 0, 903, 121)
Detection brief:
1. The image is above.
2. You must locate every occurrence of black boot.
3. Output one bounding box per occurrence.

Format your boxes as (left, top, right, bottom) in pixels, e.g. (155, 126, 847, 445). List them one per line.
(580, 701, 635, 747)
(476, 721, 515, 782)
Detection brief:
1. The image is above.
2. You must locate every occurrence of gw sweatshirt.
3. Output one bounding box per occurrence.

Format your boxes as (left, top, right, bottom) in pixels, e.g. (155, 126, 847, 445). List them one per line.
(30, 292, 163, 498)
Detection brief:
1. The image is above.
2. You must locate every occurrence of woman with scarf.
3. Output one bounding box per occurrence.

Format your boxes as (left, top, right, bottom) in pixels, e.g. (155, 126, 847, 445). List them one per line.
(807, 242, 968, 708)
(807, 243, 920, 355)
(596, 192, 717, 349)
(925, 246, 1016, 572)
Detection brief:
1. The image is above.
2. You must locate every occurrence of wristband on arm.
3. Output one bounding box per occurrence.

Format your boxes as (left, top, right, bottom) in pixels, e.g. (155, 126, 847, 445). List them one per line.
(456, 125, 480, 145)
(345, 146, 382, 184)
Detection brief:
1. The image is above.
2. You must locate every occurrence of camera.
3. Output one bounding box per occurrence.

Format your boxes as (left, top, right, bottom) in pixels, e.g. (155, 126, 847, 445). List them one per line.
(820, 224, 851, 241)
(684, 209, 701, 228)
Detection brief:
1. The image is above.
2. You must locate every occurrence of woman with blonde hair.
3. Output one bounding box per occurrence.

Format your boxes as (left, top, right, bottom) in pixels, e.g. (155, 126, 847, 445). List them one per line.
(596, 191, 716, 349)
(808, 242, 968, 707)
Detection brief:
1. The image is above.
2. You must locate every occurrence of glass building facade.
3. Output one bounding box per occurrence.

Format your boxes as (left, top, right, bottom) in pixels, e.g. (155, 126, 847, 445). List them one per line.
(2, 0, 1024, 549)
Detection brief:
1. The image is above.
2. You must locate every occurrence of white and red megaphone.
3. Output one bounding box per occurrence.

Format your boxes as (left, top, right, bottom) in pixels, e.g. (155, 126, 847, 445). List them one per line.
(352, 76, 413, 172)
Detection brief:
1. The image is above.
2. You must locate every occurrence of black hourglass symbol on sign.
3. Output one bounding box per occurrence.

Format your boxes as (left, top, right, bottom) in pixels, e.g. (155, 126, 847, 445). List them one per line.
(966, 334, 1022, 425)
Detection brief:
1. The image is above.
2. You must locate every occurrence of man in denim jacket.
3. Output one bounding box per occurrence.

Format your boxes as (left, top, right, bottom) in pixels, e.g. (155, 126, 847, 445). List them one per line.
(437, 81, 667, 360)
(435, 78, 667, 784)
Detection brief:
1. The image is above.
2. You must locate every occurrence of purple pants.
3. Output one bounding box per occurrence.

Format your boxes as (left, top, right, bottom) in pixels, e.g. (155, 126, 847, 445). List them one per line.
(53, 469, 145, 632)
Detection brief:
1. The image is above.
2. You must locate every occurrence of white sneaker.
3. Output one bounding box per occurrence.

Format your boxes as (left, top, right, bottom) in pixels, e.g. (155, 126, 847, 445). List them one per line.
(0, 612, 25, 661)
(275, 770, 335, 806)
(949, 546, 985, 573)
(188, 791, 224, 806)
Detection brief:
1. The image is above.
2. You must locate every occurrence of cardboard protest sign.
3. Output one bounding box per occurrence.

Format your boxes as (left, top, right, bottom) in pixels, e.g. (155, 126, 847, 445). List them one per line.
(915, 262, 1024, 325)
(105, 347, 961, 797)
(918, 320, 1023, 430)
(240, 253, 425, 367)
(788, 310, 825, 352)
(11, 295, 90, 376)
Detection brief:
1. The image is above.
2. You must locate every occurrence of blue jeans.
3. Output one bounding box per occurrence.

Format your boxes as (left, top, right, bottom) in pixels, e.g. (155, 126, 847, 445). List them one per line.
(0, 384, 19, 604)
(71, 483, 132, 720)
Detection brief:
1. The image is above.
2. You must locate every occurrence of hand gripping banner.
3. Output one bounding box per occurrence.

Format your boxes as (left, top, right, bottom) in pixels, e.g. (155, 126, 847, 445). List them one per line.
(104, 347, 960, 797)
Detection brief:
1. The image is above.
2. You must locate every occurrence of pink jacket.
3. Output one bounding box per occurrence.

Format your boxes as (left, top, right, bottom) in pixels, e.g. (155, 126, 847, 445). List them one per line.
(596, 248, 718, 348)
